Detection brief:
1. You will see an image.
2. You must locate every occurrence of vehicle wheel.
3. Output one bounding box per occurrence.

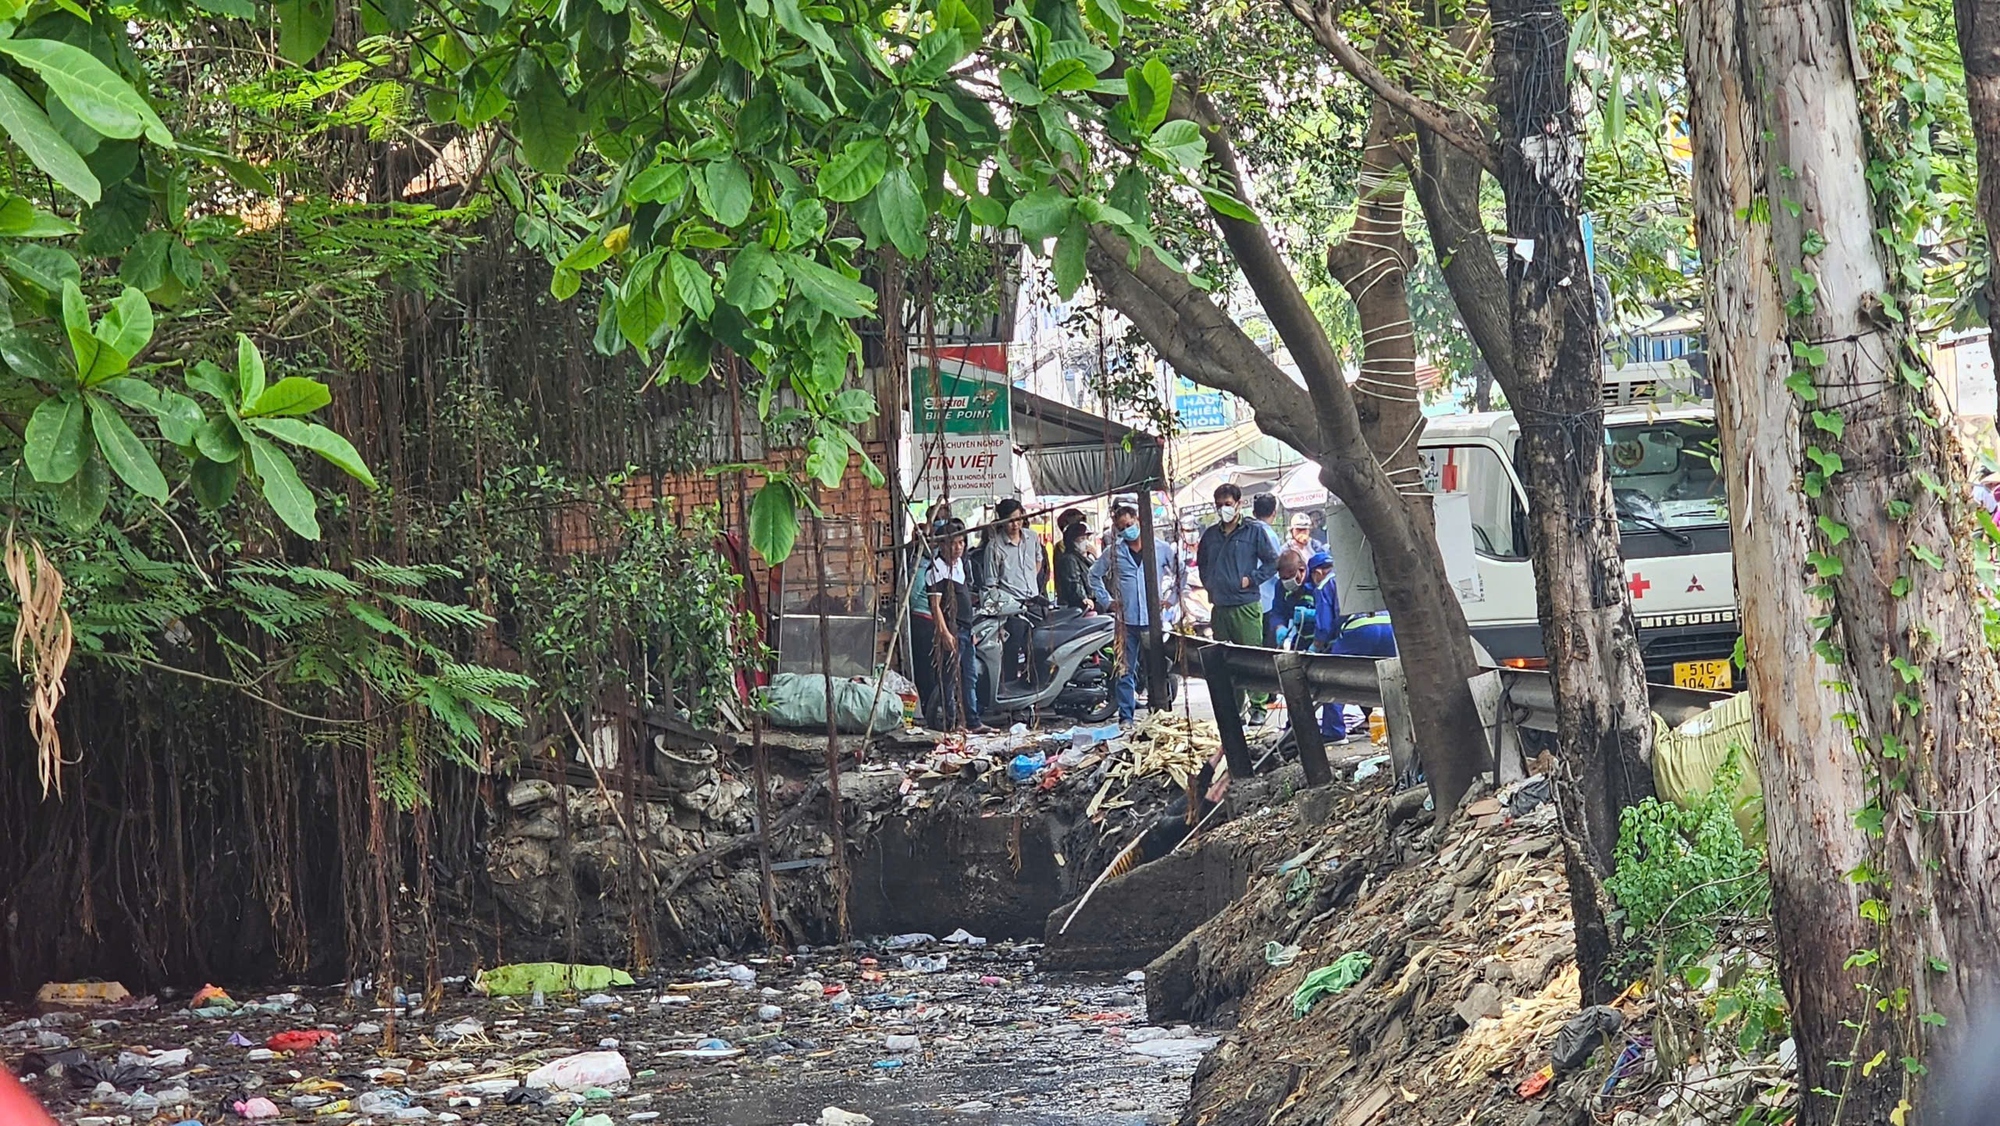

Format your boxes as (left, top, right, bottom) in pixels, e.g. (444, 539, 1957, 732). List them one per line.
(1078, 698, 1118, 724)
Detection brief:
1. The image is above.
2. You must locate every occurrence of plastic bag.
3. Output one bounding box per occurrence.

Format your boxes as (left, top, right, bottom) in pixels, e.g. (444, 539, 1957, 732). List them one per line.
(759, 673, 902, 734)
(1651, 692, 1762, 845)
(473, 963, 635, 997)
(523, 1050, 630, 1092)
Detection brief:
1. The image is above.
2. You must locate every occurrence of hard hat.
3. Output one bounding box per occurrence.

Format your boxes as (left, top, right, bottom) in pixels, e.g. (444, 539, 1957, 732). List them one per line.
(1289, 512, 1314, 528)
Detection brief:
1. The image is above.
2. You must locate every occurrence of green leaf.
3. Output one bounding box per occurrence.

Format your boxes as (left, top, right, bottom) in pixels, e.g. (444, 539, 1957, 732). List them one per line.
(49, 450, 107, 530)
(0, 195, 75, 238)
(119, 229, 171, 291)
(826, 387, 877, 423)
(873, 164, 925, 257)
(627, 158, 688, 204)
(0, 39, 172, 146)
(151, 389, 204, 447)
(237, 334, 267, 406)
(698, 159, 754, 226)
(247, 434, 320, 538)
(817, 138, 888, 203)
(0, 329, 64, 384)
(87, 394, 167, 500)
(514, 63, 583, 174)
(0, 74, 99, 203)
(189, 454, 239, 510)
(902, 29, 965, 85)
(185, 359, 235, 403)
(999, 67, 1045, 106)
(668, 253, 714, 320)
(1007, 189, 1073, 244)
(805, 430, 847, 487)
(95, 286, 152, 361)
(249, 417, 377, 487)
(1817, 514, 1851, 547)
(1199, 186, 1257, 221)
(1052, 216, 1087, 297)
(1148, 119, 1206, 169)
(1810, 409, 1845, 438)
(273, 0, 337, 64)
(1082, 0, 1125, 44)
(245, 376, 332, 418)
(195, 414, 244, 462)
(748, 481, 799, 563)
(1039, 57, 1095, 93)
(722, 243, 783, 312)
(24, 394, 86, 483)
(772, 0, 838, 52)
(4, 244, 80, 298)
(779, 252, 876, 318)
(1127, 56, 1171, 132)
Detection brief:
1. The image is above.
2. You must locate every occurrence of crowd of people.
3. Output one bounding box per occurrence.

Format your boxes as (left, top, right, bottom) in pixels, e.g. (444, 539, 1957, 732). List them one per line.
(903, 485, 1396, 743)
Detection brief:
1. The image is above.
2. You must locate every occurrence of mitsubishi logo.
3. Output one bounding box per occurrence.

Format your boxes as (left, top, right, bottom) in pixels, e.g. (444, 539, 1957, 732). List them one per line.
(1686, 575, 1706, 593)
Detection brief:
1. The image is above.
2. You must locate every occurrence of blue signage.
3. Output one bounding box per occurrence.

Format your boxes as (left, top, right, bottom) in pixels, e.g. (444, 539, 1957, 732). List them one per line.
(1175, 392, 1229, 430)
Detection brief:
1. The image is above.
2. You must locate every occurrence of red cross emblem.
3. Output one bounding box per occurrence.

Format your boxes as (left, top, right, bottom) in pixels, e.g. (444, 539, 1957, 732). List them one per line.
(1686, 575, 1705, 593)
(1628, 573, 1651, 599)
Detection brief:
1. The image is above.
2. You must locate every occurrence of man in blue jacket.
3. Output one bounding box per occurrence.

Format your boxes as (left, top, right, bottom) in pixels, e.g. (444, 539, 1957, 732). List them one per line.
(1088, 504, 1178, 726)
(1308, 550, 1397, 740)
(1197, 483, 1277, 721)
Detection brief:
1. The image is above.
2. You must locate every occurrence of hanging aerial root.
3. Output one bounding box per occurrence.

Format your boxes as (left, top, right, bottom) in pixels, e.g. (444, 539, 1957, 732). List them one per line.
(6, 528, 73, 798)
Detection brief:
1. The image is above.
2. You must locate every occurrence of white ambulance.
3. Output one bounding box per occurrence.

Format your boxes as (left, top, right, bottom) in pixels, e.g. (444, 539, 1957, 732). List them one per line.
(1329, 366, 1740, 689)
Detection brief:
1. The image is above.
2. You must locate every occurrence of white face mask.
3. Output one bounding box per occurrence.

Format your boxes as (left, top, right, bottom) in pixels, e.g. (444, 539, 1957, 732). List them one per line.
(1217, 505, 1238, 523)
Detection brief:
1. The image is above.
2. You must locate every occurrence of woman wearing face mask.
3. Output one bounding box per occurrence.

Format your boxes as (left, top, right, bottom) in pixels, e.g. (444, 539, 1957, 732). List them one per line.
(1054, 519, 1096, 611)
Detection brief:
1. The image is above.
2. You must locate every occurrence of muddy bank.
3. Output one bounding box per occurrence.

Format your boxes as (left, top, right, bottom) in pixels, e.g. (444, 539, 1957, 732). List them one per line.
(1148, 773, 1793, 1126)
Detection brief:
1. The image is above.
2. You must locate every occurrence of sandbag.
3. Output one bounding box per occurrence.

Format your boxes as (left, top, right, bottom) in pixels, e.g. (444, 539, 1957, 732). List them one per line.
(761, 672, 902, 734)
(1651, 691, 1763, 845)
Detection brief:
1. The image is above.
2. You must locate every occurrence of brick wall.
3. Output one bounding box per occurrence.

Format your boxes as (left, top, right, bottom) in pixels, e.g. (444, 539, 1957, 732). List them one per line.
(549, 441, 899, 611)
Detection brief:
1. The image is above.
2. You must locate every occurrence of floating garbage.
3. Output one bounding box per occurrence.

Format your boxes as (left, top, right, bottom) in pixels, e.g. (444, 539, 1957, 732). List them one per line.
(522, 1050, 630, 1092)
(941, 929, 987, 947)
(899, 954, 949, 974)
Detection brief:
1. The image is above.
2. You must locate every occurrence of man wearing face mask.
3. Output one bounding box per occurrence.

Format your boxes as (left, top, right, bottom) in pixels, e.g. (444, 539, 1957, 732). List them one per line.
(1087, 505, 1174, 727)
(1197, 483, 1278, 721)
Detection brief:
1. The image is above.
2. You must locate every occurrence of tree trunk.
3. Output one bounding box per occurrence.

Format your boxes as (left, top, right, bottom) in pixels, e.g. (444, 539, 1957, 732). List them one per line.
(1489, 0, 1654, 1004)
(1686, 0, 2000, 1114)
(1958, 0, 2000, 402)
(1086, 223, 1490, 813)
(1327, 99, 1425, 489)
(1405, 118, 1518, 392)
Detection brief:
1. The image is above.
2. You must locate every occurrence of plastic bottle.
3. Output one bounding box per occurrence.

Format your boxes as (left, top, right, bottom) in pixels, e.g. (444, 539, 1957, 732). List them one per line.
(530, 986, 545, 1010)
(1368, 711, 1387, 745)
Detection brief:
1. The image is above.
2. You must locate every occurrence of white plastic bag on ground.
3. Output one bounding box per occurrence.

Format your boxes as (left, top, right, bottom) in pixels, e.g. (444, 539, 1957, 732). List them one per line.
(523, 1050, 630, 1091)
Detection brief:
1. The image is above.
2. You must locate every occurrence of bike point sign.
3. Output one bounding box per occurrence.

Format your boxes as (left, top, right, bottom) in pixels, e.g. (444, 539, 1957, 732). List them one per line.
(908, 360, 1013, 501)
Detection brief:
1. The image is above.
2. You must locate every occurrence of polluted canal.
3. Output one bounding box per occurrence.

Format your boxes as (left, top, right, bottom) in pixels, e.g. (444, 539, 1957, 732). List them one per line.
(5, 936, 1208, 1126)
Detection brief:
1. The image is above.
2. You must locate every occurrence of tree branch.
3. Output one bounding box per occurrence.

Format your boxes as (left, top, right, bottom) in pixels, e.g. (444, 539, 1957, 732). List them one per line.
(1084, 230, 1319, 455)
(1279, 0, 1502, 178)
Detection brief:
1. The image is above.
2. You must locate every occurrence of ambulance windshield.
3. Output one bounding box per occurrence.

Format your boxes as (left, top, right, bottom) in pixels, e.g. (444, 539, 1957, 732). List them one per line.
(1605, 420, 1726, 531)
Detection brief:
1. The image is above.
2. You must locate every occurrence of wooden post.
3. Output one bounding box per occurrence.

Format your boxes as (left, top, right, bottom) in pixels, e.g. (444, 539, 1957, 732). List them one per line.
(1135, 485, 1170, 710)
(1274, 651, 1333, 786)
(1202, 646, 1258, 780)
(1376, 657, 1418, 788)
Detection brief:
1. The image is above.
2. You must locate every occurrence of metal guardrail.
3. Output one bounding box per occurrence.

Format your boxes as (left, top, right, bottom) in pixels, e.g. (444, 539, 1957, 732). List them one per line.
(1180, 639, 1735, 786)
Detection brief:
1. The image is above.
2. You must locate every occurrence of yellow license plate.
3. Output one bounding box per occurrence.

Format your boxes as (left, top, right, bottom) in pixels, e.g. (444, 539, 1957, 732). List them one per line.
(1673, 659, 1734, 690)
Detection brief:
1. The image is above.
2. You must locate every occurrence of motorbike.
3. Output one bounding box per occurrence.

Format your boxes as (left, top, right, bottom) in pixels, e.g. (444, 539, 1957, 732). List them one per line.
(969, 591, 1119, 723)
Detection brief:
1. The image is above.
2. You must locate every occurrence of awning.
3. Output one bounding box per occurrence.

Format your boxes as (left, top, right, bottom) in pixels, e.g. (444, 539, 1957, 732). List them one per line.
(1173, 463, 1286, 513)
(1165, 420, 1265, 481)
(1276, 461, 1328, 509)
(1011, 387, 1164, 497)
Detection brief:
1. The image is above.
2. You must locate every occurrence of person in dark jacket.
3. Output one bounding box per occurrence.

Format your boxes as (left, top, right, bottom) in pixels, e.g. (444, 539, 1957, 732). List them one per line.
(1053, 519, 1095, 611)
(1196, 483, 1277, 720)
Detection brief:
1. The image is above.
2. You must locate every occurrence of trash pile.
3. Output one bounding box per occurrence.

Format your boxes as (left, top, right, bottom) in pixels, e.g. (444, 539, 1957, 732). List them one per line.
(1164, 772, 1795, 1126)
(7, 939, 1204, 1126)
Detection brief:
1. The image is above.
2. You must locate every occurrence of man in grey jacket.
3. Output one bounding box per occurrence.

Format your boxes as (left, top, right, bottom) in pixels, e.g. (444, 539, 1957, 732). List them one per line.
(987, 498, 1047, 685)
(1197, 483, 1278, 720)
